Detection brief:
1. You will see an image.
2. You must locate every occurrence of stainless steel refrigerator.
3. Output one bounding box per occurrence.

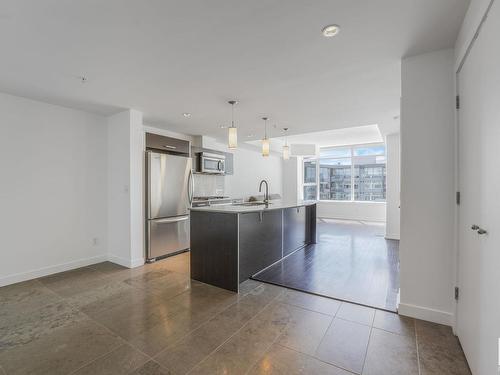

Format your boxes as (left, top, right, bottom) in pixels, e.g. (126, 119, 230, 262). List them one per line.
(146, 150, 193, 261)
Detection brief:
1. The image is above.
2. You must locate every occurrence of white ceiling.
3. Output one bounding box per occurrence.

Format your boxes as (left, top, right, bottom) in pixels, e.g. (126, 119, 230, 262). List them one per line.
(247, 124, 383, 152)
(0, 0, 469, 141)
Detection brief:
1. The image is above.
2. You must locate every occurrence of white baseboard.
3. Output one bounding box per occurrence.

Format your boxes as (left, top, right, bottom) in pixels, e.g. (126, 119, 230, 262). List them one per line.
(398, 303, 453, 326)
(317, 216, 386, 223)
(107, 254, 144, 269)
(0, 254, 107, 287)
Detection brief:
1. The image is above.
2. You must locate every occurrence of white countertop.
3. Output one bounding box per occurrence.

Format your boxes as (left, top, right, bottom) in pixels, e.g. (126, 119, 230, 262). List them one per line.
(189, 200, 317, 214)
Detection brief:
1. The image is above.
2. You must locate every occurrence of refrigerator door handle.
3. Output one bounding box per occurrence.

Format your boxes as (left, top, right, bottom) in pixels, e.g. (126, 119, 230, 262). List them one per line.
(187, 169, 193, 205)
(154, 216, 189, 224)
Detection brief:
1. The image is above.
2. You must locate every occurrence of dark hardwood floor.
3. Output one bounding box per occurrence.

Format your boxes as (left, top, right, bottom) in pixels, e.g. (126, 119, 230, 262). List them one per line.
(252, 218, 400, 312)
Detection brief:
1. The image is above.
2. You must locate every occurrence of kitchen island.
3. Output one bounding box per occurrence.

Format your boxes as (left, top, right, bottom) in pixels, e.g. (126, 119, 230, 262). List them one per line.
(189, 200, 317, 292)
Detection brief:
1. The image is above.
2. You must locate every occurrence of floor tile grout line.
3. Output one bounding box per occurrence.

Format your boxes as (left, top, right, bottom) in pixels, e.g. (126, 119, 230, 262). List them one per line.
(185, 289, 285, 375)
(44, 289, 155, 374)
(151, 281, 266, 360)
(414, 319, 422, 375)
(40, 282, 158, 374)
(311, 310, 336, 362)
(67, 343, 129, 375)
(312, 308, 372, 375)
(360, 325, 374, 375)
(243, 314, 296, 375)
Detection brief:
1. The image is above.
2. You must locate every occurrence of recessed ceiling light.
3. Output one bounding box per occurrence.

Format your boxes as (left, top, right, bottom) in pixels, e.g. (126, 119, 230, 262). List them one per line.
(220, 125, 227, 129)
(247, 134, 254, 138)
(322, 24, 340, 37)
(183, 113, 191, 118)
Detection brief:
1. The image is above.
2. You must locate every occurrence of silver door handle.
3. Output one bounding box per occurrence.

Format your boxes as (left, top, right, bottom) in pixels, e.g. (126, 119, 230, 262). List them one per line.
(471, 224, 480, 230)
(477, 228, 488, 235)
(155, 216, 189, 224)
(187, 170, 193, 204)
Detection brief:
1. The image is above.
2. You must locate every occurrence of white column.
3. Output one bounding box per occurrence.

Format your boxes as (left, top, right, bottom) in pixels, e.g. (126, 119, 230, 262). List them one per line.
(385, 133, 400, 239)
(107, 109, 144, 268)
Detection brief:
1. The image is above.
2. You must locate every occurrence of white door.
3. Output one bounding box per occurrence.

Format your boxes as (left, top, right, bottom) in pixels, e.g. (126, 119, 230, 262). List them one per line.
(457, 1, 500, 374)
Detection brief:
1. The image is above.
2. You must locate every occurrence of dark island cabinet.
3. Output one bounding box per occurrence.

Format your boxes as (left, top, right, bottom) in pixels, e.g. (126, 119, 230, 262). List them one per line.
(283, 206, 306, 256)
(238, 210, 283, 282)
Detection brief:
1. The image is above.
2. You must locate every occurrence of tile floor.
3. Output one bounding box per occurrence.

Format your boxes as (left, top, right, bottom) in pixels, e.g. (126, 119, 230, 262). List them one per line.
(0, 252, 471, 375)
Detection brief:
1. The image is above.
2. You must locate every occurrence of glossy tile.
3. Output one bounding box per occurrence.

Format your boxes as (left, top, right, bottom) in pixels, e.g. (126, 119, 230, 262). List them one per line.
(277, 305, 333, 355)
(189, 302, 292, 374)
(239, 279, 263, 295)
(416, 320, 471, 375)
(131, 360, 172, 375)
(418, 342, 471, 375)
(373, 310, 415, 337)
(0, 252, 472, 375)
(149, 252, 190, 275)
(315, 318, 371, 374)
(336, 303, 375, 326)
(363, 328, 418, 375)
(38, 266, 111, 297)
(0, 319, 122, 375)
(154, 287, 278, 374)
(249, 344, 353, 375)
(72, 343, 149, 375)
(278, 289, 342, 316)
(0, 280, 62, 320)
(0, 300, 86, 350)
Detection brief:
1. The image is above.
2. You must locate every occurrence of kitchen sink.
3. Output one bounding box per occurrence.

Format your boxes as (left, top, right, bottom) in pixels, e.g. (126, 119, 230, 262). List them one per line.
(233, 202, 270, 207)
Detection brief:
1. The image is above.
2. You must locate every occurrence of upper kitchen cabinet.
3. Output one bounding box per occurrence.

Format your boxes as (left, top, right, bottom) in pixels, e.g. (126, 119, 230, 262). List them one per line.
(146, 133, 190, 155)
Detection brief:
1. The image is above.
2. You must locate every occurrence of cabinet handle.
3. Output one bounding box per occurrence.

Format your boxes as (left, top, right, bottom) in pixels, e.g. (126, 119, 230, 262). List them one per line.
(164, 145, 176, 149)
(259, 212, 263, 222)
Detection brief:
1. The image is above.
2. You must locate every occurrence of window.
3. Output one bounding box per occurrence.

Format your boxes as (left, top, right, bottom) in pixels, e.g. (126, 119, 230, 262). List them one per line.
(303, 159, 317, 200)
(302, 143, 386, 202)
(353, 145, 386, 202)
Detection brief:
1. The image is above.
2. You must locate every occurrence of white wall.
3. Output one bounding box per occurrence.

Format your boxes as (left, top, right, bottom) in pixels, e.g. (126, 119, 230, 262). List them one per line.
(107, 110, 144, 268)
(399, 49, 456, 325)
(317, 202, 386, 222)
(282, 157, 299, 201)
(0, 92, 108, 286)
(385, 133, 401, 239)
(455, 0, 491, 69)
(197, 137, 283, 199)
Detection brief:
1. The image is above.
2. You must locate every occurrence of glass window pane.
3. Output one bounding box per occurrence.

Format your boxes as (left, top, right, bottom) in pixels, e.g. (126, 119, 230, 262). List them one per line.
(353, 145, 385, 156)
(303, 159, 317, 183)
(353, 147, 386, 201)
(303, 185, 317, 200)
(319, 161, 351, 201)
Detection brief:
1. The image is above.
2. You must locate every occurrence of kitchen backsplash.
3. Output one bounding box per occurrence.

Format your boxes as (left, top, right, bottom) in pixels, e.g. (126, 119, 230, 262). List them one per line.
(193, 174, 225, 197)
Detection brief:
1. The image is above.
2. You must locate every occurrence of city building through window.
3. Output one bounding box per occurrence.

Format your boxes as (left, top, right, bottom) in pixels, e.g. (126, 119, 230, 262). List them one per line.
(303, 143, 386, 202)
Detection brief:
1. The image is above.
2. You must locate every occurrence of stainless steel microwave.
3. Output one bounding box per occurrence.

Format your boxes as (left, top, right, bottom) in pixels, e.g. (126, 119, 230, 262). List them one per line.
(198, 152, 225, 174)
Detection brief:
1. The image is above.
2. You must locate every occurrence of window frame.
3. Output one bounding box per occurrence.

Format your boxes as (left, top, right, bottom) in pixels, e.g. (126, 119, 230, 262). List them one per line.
(303, 142, 387, 203)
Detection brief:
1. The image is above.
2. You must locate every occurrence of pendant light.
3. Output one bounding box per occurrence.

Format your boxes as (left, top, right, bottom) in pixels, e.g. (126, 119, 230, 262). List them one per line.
(261, 117, 270, 157)
(282, 127, 290, 160)
(227, 100, 238, 149)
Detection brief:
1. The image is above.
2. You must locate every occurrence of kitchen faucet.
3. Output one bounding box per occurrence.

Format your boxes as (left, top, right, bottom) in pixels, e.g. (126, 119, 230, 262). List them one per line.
(259, 179, 269, 206)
